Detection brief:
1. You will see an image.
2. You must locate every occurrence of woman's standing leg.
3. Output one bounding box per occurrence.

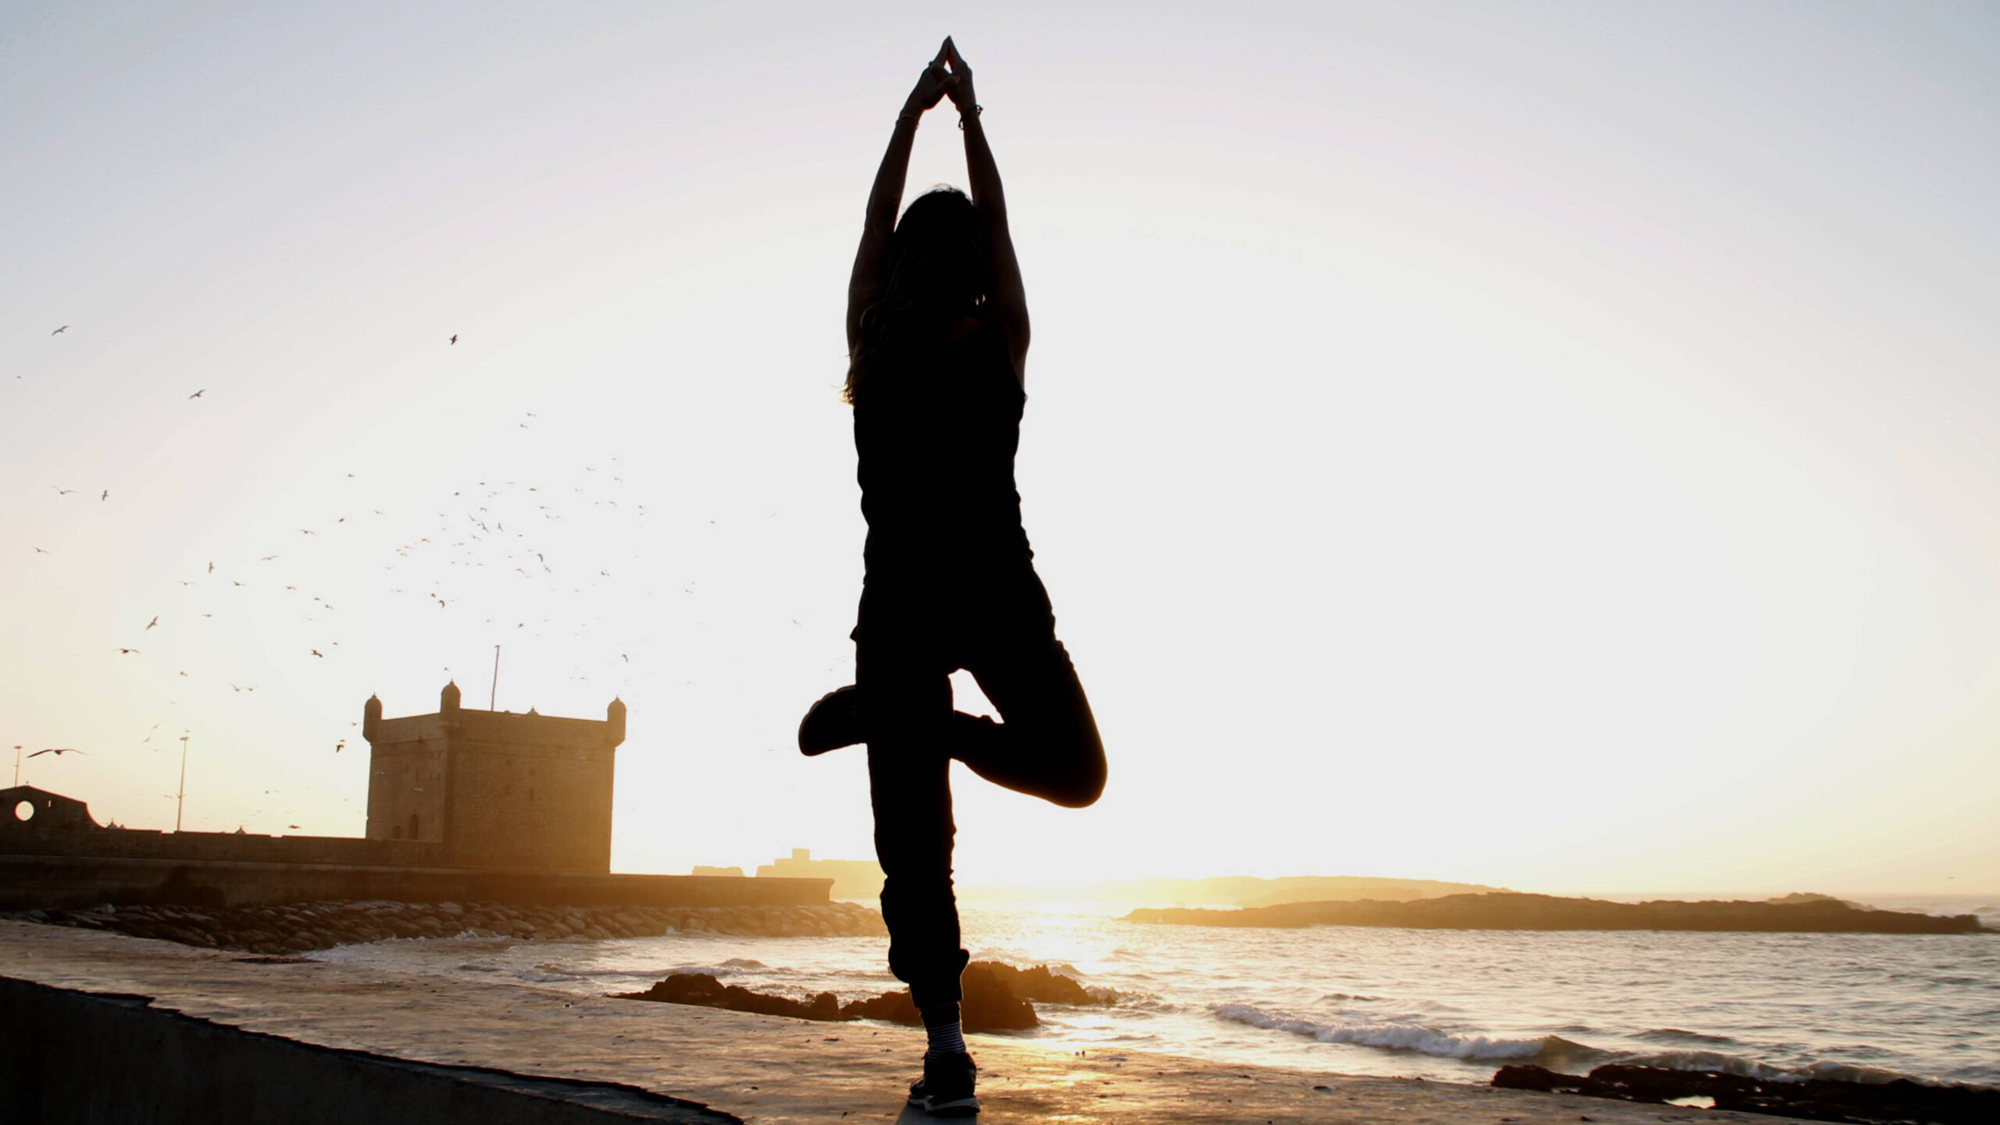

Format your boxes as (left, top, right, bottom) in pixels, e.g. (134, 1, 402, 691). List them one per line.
(856, 633, 971, 1011)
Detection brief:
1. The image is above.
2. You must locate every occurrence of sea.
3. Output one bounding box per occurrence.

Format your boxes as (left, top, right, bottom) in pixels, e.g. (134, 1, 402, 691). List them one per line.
(306, 893, 2000, 1089)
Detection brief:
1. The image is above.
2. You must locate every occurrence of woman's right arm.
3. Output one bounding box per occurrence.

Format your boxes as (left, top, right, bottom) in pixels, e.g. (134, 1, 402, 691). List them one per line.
(849, 44, 955, 353)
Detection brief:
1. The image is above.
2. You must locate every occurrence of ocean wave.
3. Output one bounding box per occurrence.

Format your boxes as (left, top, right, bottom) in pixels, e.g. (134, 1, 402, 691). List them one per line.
(1210, 1004, 1958, 1089)
(1634, 1028, 1739, 1047)
(1211, 1003, 1587, 1062)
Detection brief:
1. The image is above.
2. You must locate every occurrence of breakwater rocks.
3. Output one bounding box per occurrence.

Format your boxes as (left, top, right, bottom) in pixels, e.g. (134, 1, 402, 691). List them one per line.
(618, 960, 1117, 1032)
(1494, 1063, 1998, 1125)
(4, 900, 887, 955)
(1125, 892, 1988, 934)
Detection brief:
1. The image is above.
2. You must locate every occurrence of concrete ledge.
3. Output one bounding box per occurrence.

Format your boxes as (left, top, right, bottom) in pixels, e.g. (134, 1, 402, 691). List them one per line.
(0, 976, 739, 1124)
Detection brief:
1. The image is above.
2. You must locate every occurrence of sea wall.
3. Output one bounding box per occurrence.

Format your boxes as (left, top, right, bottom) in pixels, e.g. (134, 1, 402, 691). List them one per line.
(0, 976, 735, 1124)
(10, 899, 886, 955)
(0, 854, 831, 911)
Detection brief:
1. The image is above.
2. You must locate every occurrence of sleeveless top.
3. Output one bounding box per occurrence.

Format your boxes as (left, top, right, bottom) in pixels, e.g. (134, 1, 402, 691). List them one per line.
(853, 311, 1033, 585)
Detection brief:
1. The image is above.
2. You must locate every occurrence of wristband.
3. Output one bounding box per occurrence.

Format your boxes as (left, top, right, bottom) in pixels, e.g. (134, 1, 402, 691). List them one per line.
(958, 104, 983, 130)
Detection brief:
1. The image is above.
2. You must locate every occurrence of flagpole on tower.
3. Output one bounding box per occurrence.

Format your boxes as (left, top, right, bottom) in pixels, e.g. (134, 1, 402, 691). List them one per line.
(490, 645, 501, 711)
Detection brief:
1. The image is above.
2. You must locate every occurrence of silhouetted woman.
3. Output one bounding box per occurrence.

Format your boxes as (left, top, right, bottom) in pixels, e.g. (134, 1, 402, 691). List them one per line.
(797, 37, 1106, 1117)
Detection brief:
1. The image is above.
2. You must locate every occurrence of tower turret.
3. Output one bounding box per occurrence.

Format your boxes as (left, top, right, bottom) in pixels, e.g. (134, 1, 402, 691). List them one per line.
(607, 697, 627, 745)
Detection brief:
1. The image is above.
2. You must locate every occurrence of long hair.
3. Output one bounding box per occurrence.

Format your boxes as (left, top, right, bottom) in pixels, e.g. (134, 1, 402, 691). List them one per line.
(844, 187, 991, 404)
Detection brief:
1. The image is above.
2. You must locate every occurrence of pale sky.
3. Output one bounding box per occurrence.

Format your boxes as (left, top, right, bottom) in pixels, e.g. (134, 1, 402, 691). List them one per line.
(4, 1, 1996, 897)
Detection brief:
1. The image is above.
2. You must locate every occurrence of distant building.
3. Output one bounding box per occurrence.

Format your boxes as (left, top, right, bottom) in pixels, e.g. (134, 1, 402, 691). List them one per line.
(363, 681, 627, 872)
(756, 848, 884, 901)
(2, 682, 627, 875)
(3, 685, 850, 913)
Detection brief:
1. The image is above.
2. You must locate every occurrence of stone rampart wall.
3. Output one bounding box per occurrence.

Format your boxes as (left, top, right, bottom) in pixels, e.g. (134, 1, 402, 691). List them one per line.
(0, 855, 830, 910)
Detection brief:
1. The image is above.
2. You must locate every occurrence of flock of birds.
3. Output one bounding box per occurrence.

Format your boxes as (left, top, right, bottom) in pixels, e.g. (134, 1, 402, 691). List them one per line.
(13, 325, 718, 831)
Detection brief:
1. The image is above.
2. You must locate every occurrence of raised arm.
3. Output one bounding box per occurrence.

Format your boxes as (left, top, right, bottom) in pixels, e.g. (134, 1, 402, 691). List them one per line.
(849, 44, 956, 353)
(942, 38, 1029, 382)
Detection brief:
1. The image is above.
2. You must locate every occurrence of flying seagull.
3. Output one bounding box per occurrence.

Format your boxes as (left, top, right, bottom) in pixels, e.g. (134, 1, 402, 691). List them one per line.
(450, 334, 458, 345)
(29, 748, 83, 757)
(51, 325, 68, 335)
(115, 647, 140, 655)
(145, 615, 159, 630)
(101, 489, 109, 501)
(52, 486, 77, 496)
(188, 389, 205, 399)
(310, 649, 324, 658)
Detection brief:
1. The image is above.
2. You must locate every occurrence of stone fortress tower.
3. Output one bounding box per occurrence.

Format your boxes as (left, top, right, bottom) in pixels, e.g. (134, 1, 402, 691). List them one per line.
(362, 682, 627, 872)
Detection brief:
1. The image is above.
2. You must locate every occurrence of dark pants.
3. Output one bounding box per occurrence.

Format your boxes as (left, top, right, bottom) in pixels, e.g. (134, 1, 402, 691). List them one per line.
(853, 566, 1106, 1009)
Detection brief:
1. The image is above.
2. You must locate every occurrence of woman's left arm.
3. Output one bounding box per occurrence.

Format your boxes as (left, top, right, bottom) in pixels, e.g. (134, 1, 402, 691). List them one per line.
(944, 39, 1029, 383)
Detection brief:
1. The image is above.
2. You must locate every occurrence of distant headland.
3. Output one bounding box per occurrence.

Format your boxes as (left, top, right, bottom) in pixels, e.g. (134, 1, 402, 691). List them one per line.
(1125, 891, 1988, 934)
(961, 873, 1504, 906)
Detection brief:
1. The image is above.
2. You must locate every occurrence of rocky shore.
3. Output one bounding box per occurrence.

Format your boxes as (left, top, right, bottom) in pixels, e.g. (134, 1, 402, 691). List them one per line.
(1126, 892, 1988, 934)
(1495, 1063, 1997, 1125)
(1, 899, 886, 955)
(618, 959, 1117, 1032)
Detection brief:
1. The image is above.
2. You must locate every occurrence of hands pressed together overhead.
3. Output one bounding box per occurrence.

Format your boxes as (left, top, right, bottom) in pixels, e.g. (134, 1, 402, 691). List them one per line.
(903, 37, 978, 121)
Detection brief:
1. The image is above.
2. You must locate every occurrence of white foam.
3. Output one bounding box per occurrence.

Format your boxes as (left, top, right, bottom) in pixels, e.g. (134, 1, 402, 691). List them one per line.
(1212, 1004, 1549, 1060)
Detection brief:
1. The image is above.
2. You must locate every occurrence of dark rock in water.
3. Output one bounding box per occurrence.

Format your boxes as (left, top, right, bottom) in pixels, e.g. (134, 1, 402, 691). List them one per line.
(1128, 892, 1987, 934)
(973, 961, 1119, 1006)
(1492, 1063, 2000, 1125)
(1492, 1065, 1583, 1093)
(619, 973, 845, 1022)
(619, 961, 1104, 1033)
(833, 963, 1036, 1031)
(958, 966, 1046, 1030)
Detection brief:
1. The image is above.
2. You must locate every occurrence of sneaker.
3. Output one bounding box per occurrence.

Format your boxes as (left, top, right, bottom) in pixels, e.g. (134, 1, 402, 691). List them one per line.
(797, 685, 862, 757)
(907, 1051, 979, 1116)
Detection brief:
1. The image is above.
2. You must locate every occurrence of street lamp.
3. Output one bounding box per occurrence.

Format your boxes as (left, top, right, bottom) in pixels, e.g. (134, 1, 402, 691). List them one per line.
(176, 732, 191, 832)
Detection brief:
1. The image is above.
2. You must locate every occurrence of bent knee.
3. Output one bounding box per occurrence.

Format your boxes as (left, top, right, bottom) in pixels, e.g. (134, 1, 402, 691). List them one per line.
(1049, 763, 1106, 809)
